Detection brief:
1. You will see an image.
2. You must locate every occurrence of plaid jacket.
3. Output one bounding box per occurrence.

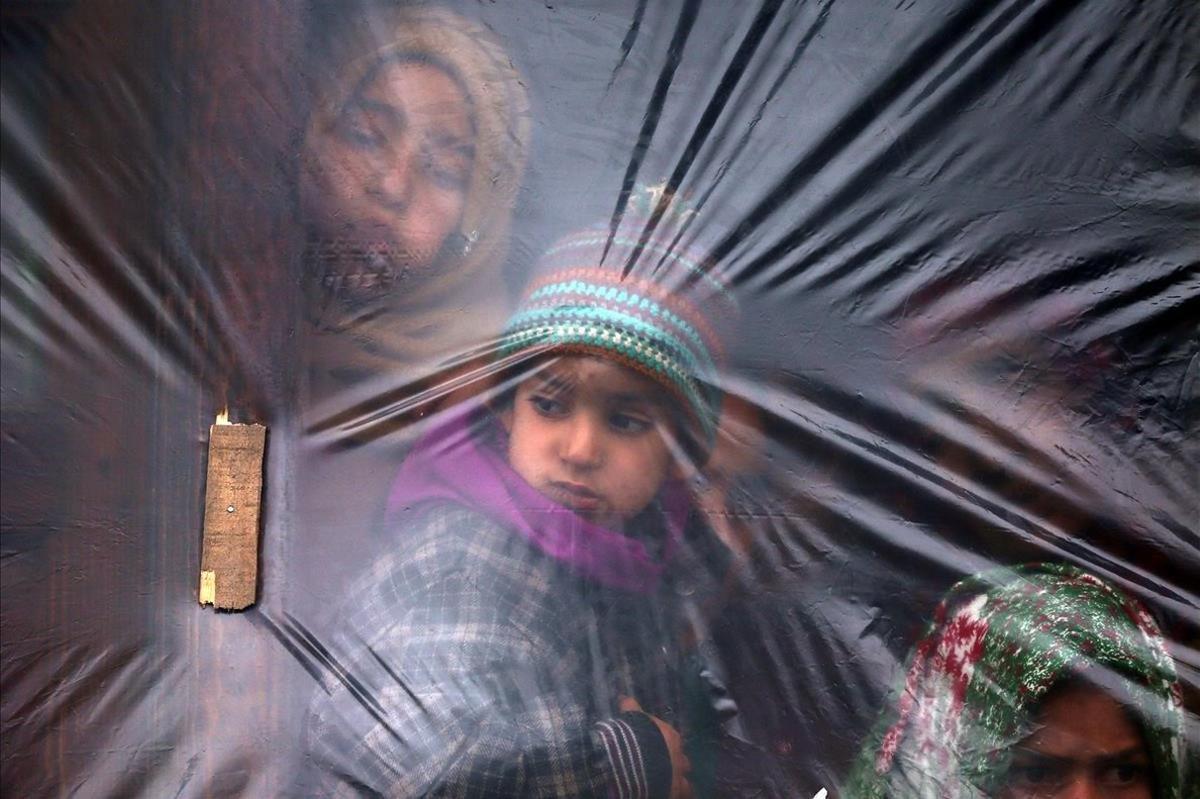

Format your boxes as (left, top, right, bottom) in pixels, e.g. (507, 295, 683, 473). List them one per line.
(301, 502, 686, 798)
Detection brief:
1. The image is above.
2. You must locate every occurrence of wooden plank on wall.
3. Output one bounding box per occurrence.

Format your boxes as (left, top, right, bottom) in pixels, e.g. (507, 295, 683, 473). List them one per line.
(199, 421, 266, 610)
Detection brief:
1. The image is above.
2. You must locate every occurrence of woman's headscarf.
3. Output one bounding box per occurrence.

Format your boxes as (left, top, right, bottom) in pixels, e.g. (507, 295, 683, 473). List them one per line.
(843, 562, 1187, 799)
(304, 5, 530, 374)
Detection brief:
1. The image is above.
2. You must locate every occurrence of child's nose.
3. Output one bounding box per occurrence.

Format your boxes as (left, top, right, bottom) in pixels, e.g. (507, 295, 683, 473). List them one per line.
(560, 417, 603, 468)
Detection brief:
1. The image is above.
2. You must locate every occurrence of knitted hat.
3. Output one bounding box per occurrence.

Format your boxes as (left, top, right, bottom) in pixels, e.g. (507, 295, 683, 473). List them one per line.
(500, 186, 737, 447)
(844, 562, 1187, 799)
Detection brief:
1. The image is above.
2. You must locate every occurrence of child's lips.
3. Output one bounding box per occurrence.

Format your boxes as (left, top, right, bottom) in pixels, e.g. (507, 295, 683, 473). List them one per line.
(548, 481, 604, 512)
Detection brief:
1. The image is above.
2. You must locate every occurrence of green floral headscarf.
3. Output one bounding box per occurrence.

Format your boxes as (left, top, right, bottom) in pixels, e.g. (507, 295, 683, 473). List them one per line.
(844, 563, 1188, 799)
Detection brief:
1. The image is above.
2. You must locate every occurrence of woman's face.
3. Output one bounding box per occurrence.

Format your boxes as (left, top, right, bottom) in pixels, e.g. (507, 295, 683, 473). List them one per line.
(302, 59, 476, 270)
(1004, 683, 1153, 799)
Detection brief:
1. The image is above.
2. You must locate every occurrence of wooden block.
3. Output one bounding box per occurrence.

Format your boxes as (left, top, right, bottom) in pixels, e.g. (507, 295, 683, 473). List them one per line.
(199, 422, 266, 610)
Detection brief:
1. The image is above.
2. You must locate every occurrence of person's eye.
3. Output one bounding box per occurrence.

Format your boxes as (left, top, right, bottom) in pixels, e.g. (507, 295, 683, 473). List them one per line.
(530, 394, 566, 417)
(420, 147, 471, 191)
(1011, 763, 1062, 787)
(337, 106, 386, 148)
(1101, 763, 1149, 787)
(609, 412, 653, 435)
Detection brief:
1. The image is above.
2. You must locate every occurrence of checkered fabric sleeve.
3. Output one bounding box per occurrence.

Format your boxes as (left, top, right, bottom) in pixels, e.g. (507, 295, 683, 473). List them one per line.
(300, 504, 672, 798)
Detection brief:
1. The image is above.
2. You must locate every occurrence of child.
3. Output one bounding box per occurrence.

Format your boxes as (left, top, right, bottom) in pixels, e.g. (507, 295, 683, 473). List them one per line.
(302, 193, 739, 798)
(843, 563, 1189, 799)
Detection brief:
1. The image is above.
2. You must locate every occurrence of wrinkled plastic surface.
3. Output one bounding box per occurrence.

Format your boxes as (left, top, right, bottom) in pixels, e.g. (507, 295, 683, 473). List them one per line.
(2, 0, 1197, 796)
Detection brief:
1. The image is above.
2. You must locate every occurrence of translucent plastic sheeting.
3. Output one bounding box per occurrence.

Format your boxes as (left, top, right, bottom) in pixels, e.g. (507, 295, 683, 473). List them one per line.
(1, 1, 1197, 797)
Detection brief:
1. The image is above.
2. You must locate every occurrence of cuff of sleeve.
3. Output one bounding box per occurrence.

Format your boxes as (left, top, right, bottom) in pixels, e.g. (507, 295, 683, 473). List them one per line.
(594, 712, 672, 799)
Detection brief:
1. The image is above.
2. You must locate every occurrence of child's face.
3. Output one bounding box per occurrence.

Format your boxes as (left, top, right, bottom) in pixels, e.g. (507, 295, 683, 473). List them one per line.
(502, 356, 679, 527)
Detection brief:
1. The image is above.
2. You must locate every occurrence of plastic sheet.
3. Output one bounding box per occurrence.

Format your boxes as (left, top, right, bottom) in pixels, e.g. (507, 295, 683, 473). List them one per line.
(2, 1, 1197, 796)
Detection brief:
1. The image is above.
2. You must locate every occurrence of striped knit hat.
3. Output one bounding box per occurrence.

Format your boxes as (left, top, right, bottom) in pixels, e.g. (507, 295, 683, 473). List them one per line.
(500, 187, 737, 447)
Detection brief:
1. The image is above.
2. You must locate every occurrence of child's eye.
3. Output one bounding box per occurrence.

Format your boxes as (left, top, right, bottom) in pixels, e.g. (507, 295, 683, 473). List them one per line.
(609, 412, 653, 434)
(529, 395, 567, 417)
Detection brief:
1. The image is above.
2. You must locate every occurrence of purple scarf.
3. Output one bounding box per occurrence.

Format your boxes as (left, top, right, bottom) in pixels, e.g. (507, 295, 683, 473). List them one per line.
(386, 408, 690, 594)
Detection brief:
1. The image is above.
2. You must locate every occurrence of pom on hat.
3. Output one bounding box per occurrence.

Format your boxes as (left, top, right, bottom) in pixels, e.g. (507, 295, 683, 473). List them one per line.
(501, 185, 736, 447)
